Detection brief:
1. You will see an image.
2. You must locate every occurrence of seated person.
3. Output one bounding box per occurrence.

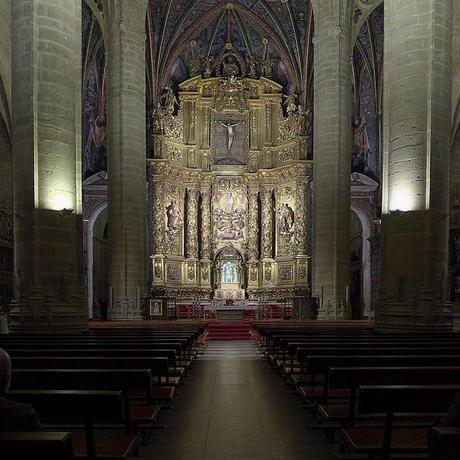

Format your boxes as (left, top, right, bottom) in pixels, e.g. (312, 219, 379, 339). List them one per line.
(0, 348, 42, 431)
(440, 391, 460, 426)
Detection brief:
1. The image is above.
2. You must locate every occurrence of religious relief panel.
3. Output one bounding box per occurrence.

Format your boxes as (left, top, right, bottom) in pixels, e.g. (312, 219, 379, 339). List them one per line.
(276, 186, 296, 257)
(212, 178, 247, 253)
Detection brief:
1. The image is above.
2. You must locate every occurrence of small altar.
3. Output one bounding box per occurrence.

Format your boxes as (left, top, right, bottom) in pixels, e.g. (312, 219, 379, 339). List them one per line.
(216, 309, 244, 322)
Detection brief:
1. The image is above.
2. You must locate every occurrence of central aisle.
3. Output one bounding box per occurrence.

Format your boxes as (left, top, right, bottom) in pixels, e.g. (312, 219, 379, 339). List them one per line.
(142, 340, 336, 460)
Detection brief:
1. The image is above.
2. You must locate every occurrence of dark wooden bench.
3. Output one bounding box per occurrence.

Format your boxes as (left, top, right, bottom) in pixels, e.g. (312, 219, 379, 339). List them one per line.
(10, 368, 161, 442)
(0, 432, 74, 460)
(7, 390, 139, 460)
(7, 348, 187, 378)
(340, 385, 460, 460)
(296, 354, 460, 404)
(429, 427, 460, 460)
(319, 366, 460, 427)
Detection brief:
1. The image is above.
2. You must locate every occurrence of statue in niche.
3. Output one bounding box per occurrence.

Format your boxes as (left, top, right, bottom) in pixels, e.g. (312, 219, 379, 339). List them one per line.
(220, 121, 241, 150)
(247, 56, 258, 78)
(203, 57, 214, 78)
(166, 201, 181, 237)
(161, 88, 178, 115)
(280, 203, 295, 233)
(283, 89, 298, 116)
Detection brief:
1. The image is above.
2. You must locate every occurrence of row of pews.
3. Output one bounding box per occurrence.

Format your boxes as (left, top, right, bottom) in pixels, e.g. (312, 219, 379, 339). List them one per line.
(0, 321, 208, 459)
(252, 320, 460, 460)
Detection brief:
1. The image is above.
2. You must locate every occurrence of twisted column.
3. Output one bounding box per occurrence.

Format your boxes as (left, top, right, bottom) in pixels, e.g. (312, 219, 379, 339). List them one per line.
(261, 188, 274, 259)
(248, 187, 260, 261)
(200, 186, 212, 260)
(186, 187, 199, 259)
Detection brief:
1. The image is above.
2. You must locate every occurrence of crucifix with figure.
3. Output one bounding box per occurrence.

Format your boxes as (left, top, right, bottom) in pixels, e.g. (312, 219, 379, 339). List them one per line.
(220, 121, 241, 150)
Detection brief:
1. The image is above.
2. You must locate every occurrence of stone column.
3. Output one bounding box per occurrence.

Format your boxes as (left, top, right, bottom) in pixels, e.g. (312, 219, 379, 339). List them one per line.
(376, 0, 453, 331)
(200, 186, 212, 260)
(106, 0, 147, 319)
(185, 187, 199, 260)
(10, 0, 86, 331)
(261, 187, 274, 259)
(312, 2, 352, 319)
(248, 186, 260, 261)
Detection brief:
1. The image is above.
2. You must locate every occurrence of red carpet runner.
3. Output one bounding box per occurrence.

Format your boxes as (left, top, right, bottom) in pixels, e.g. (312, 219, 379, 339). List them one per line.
(207, 321, 251, 340)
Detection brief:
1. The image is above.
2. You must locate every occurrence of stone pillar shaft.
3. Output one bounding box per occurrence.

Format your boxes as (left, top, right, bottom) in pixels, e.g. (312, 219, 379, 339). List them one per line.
(11, 0, 85, 330)
(312, 5, 352, 318)
(106, 0, 147, 319)
(377, 0, 453, 331)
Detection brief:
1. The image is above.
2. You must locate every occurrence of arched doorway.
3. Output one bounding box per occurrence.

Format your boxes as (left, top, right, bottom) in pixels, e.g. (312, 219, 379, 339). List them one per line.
(87, 203, 108, 318)
(350, 211, 363, 319)
(350, 206, 372, 319)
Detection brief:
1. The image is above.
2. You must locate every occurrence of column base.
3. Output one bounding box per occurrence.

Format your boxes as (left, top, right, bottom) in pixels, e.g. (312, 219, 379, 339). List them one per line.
(317, 300, 351, 320)
(375, 298, 453, 333)
(8, 291, 87, 333)
(109, 298, 143, 320)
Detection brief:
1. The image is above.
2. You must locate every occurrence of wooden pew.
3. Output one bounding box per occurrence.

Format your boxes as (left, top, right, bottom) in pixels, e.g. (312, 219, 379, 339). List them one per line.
(11, 356, 177, 404)
(10, 369, 161, 444)
(340, 385, 460, 460)
(295, 355, 460, 404)
(429, 427, 460, 460)
(319, 366, 460, 428)
(0, 432, 74, 460)
(7, 348, 186, 378)
(8, 390, 139, 460)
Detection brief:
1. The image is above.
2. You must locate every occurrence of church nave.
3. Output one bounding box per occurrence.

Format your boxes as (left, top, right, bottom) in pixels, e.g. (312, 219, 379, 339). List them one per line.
(142, 340, 335, 460)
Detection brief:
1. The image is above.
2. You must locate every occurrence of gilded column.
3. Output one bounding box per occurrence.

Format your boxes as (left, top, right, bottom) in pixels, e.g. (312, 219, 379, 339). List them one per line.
(200, 185, 212, 260)
(295, 171, 309, 256)
(186, 187, 199, 260)
(261, 187, 274, 259)
(248, 186, 260, 261)
(151, 167, 164, 255)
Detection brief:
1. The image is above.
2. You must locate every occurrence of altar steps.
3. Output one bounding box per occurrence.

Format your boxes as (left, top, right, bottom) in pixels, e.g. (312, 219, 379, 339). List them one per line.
(207, 322, 251, 340)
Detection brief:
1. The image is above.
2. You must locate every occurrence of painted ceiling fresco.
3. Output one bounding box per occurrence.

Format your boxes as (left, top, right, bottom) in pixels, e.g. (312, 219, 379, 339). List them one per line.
(352, 2, 384, 182)
(146, 0, 314, 105)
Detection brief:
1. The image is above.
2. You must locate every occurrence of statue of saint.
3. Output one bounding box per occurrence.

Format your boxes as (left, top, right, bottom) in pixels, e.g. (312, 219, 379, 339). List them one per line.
(220, 121, 241, 149)
(283, 89, 298, 116)
(166, 201, 181, 236)
(161, 88, 178, 114)
(280, 203, 295, 233)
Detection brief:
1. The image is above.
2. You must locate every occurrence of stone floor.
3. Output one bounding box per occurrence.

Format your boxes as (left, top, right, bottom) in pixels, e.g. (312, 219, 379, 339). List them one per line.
(139, 340, 337, 460)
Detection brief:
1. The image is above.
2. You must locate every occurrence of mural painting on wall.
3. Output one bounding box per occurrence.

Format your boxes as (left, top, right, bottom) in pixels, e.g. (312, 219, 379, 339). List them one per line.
(83, 4, 106, 180)
(213, 179, 247, 248)
(352, 3, 383, 183)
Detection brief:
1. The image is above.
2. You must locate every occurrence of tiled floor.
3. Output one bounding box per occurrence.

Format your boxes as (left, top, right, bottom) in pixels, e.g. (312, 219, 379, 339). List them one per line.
(139, 340, 336, 460)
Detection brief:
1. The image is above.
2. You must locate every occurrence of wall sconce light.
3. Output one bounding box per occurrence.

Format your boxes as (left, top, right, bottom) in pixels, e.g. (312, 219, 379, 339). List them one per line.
(59, 208, 74, 217)
(389, 209, 405, 217)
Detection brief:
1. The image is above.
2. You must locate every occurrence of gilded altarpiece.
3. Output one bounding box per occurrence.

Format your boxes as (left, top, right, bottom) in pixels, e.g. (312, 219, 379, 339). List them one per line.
(149, 75, 312, 301)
